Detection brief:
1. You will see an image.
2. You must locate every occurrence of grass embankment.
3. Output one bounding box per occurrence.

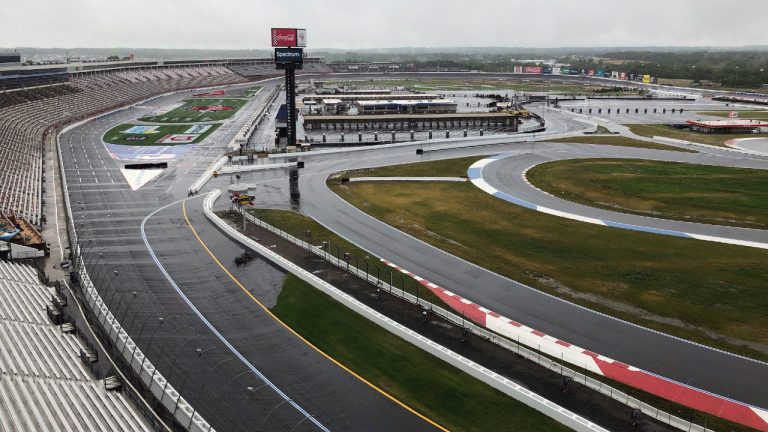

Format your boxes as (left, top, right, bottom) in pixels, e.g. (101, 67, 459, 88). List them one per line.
(330, 160, 768, 361)
(344, 156, 486, 179)
(545, 135, 696, 152)
(139, 98, 247, 123)
(272, 274, 570, 432)
(246, 208, 446, 307)
(243, 86, 261, 98)
(696, 110, 768, 120)
(527, 159, 768, 229)
(628, 123, 768, 147)
(102, 123, 220, 146)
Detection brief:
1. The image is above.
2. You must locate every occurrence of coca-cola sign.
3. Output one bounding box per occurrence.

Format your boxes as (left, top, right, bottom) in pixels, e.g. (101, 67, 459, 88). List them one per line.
(271, 28, 307, 47)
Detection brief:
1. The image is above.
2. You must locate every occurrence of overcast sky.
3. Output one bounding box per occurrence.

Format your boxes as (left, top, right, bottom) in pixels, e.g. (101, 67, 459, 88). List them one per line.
(2, 0, 767, 50)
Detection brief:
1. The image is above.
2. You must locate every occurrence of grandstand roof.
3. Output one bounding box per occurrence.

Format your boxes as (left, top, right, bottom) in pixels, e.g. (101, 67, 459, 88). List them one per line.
(357, 99, 456, 106)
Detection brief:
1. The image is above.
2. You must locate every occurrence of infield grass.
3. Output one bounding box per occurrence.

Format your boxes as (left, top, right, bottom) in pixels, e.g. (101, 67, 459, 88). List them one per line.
(330, 159, 768, 361)
(102, 123, 220, 146)
(246, 208, 447, 307)
(696, 110, 768, 120)
(272, 274, 571, 432)
(527, 159, 768, 229)
(545, 135, 696, 152)
(628, 123, 768, 147)
(139, 98, 247, 123)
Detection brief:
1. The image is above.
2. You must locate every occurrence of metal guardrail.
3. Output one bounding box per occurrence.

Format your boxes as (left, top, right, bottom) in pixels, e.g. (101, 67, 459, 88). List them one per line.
(206, 190, 609, 432)
(234, 206, 713, 432)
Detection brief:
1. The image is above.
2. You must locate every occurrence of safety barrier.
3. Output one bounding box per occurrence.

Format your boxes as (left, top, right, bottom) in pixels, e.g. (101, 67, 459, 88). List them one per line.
(226, 203, 719, 432)
(204, 190, 609, 432)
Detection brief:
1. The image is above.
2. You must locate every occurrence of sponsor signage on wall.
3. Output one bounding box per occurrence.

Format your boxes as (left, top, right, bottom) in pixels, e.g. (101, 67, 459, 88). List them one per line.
(642, 74, 651, 84)
(271, 28, 307, 47)
(523, 66, 542, 74)
(156, 134, 198, 144)
(513, 66, 523, 73)
(185, 124, 212, 134)
(619, 72, 628, 80)
(275, 47, 304, 64)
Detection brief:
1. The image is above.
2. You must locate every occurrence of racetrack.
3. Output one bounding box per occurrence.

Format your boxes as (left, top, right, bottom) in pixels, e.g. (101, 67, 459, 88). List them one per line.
(57, 72, 768, 431)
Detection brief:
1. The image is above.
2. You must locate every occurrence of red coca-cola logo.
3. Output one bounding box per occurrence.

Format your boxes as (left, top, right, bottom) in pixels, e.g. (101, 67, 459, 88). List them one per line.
(272, 28, 298, 47)
(189, 105, 234, 112)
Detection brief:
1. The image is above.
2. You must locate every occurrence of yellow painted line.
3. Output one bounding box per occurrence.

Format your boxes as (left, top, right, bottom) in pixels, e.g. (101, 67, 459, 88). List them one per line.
(181, 199, 449, 432)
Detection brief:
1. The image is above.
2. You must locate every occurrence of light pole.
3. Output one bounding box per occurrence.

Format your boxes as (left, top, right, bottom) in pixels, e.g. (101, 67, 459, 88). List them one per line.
(150, 321, 197, 382)
(109, 291, 138, 340)
(188, 356, 236, 429)
(142, 315, 179, 369)
(131, 316, 163, 366)
(173, 346, 216, 416)
(161, 332, 204, 393)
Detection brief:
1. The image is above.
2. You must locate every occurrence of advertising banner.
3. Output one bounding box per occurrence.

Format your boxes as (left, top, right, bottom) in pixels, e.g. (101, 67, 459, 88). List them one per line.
(596, 69, 605, 77)
(560, 67, 570, 75)
(122, 126, 160, 134)
(587, 69, 595, 76)
(184, 124, 213, 134)
(619, 72, 628, 80)
(611, 71, 619, 79)
(513, 66, 523, 73)
(156, 134, 198, 144)
(523, 66, 542, 74)
(642, 74, 651, 84)
(271, 28, 307, 47)
(275, 47, 304, 64)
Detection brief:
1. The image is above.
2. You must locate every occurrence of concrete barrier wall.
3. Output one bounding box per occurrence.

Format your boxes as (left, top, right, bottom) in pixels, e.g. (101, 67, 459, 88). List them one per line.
(232, 203, 714, 432)
(204, 189, 609, 432)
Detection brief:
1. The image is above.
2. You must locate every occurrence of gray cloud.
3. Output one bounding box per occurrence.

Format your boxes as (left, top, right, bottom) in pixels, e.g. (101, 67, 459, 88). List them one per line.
(1, 0, 766, 49)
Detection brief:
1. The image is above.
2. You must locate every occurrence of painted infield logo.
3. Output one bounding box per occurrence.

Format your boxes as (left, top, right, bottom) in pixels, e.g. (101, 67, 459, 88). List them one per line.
(189, 105, 235, 112)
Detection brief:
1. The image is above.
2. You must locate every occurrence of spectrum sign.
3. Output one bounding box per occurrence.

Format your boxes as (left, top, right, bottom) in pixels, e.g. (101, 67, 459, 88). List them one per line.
(271, 28, 307, 47)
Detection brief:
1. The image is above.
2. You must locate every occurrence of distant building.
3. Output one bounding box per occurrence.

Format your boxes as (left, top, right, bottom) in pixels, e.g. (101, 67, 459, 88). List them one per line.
(356, 99, 457, 115)
(687, 119, 768, 134)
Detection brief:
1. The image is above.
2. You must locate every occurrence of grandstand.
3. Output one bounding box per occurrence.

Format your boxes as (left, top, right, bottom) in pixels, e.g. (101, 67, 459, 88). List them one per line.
(0, 64, 248, 228)
(228, 57, 331, 78)
(0, 260, 151, 431)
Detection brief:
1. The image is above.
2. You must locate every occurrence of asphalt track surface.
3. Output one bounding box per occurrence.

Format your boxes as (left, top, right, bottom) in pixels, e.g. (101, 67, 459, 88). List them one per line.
(61, 79, 440, 431)
(60, 72, 768, 430)
(480, 146, 768, 246)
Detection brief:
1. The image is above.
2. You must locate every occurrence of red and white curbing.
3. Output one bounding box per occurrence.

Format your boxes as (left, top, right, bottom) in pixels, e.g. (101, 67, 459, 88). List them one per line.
(381, 259, 768, 431)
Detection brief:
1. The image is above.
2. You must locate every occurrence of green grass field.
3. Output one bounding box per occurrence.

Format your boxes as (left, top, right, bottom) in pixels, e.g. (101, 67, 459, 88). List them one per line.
(628, 123, 768, 147)
(545, 135, 696, 152)
(697, 110, 768, 120)
(341, 156, 486, 179)
(329, 159, 768, 361)
(245, 208, 447, 307)
(243, 86, 261, 98)
(102, 123, 220, 146)
(139, 98, 247, 123)
(272, 274, 570, 432)
(527, 159, 768, 229)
